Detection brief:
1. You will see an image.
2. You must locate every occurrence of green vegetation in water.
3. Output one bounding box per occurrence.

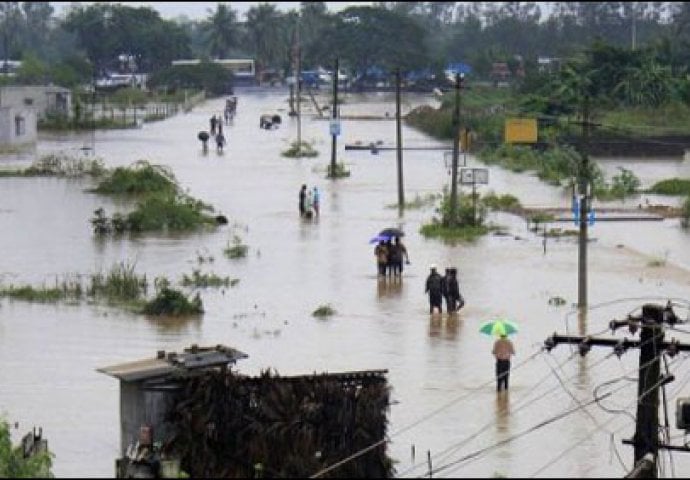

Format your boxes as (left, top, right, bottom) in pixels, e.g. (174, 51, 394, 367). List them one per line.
(0, 283, 75, 303)
(0, 154, 106, 178)
(87, 262, 148, 303)
(0, 418, 54, 477)
(593, 167, 641, 200)
(38, 114, 139, 131)
(90, 161, 178, 196)
(282, 141, 319, 158)
(419, 222, 490, 242)
(477, 144, 580, 186)
(326, 162, 351, 178)
(89, 161, 220, 235)
(647, 178, 690, 196)
(143, 287, 203, 316)
(481, 192, 522, 213)
(420, 188, 491, 242)
(181, 270, 237, 288)
(385, 193, 440, 210)
(223, 235, 249, 259)
(312, 304, 336, 317)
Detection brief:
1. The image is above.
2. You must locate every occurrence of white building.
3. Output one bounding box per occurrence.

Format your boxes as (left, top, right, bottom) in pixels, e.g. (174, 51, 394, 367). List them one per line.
(0, 85, 72, 147)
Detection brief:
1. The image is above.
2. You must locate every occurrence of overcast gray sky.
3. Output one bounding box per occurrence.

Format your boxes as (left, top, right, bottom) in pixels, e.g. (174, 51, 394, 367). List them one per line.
(52, 2, 373, 20)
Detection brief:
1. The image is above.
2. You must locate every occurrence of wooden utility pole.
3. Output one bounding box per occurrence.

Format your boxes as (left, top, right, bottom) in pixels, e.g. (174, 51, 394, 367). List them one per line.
(330, 57, 339, 178)
(632, 305, 664, 474)
(296, 18, 302, 151)
(396, 68, 404, 210)
(449, 73, 462, 226)
(577, 95, 590, 310)
(545, 303, 690, 478)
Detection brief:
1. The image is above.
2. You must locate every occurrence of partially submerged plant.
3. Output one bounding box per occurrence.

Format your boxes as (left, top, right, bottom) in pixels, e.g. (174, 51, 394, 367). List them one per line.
(143, 287, 203, 316)
(224, 235, 249, 259)
(181, 270, 236, 288)
(282, 140, 319, 158)
(312, 304, 336, 317)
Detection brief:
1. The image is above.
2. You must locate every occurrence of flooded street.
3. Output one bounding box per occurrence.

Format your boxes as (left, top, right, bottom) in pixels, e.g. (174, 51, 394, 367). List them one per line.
(2, 89, 690, 477)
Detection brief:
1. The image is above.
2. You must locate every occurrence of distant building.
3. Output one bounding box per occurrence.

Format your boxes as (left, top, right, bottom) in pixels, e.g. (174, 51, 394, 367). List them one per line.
(0, 85, 71, 148)
(171, 58, 257, 86)
(491, 62, 511, 81)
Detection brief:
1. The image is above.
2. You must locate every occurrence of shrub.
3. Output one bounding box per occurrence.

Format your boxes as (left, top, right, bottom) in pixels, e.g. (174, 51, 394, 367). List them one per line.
(91, 161, 178, 196)
(647, 178, 690, 196)
(282, 141, 319, 158)
(312, 304, 336, 317)
(0, 418, 53, 477)
(223, 235, 249, 259)
(142, 287, 203, 316)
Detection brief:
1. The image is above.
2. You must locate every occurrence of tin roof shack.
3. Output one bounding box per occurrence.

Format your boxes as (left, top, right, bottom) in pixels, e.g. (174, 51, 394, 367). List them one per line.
(100, 346, 393, 478)
(98, 344, 248, 477)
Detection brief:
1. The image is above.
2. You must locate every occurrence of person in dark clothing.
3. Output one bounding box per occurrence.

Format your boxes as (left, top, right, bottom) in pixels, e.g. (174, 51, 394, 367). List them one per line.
(388, 236, 409, 278)
(446, 268, 464, 312)
(299, 184, 307, 216)
(384, 238, 394, 277)
(374, 240, 388, 277)
(210, 115, 218, 136)
(441, 268, 450, 311)
(425, 265, 443, 314)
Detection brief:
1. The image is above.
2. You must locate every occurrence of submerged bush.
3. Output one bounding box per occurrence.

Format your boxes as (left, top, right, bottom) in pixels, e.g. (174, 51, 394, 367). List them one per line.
(326, 162, 351, 178)
(223, 235, 249, 259)
(0, 154, 106, 178)
(648, 178, 690, 196)
(126, 194, 216, 232)
(312, 304, 336, 317)
(282, 141, 319, 158)
(181, 270, 237, 288)
(91, 161, 178, 196)
(143, 287, 203, 316)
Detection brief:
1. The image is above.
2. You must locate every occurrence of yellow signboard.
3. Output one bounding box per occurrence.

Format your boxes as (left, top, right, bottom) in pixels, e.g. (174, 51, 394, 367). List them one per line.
(505, 118, 538, 144)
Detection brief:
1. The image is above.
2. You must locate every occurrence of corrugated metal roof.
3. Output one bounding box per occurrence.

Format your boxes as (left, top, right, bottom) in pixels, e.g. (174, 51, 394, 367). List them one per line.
(97, 345, 248, 382)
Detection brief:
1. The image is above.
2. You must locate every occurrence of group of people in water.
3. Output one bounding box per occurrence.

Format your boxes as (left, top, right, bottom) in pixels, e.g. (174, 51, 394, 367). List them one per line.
(299, 184, 320, 219)
(424, 264, 465, 314)
(374, 237, 410, 279)
(197, 96, 238, 153)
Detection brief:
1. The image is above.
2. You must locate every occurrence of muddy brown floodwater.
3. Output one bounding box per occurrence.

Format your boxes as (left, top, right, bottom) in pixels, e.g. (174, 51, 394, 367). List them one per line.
(2, 89, 690, 477)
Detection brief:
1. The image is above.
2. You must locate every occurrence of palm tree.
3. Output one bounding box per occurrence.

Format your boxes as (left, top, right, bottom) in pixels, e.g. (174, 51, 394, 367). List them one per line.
(204, 3, 238, 59)
(245, 3, 285, 78)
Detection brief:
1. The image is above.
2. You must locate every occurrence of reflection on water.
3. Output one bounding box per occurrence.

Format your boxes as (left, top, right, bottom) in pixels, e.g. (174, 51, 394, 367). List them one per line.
(1, 89, 690, 477)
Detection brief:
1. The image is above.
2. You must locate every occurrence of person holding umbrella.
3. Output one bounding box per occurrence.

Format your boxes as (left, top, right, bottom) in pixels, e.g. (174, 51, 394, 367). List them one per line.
(490, 323, 516, 392)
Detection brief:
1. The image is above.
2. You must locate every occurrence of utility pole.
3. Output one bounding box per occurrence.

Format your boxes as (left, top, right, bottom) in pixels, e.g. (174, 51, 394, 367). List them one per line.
(296, 18, 302, 151)
(330, 58, 339, 178)
(632, 305, 664, 471)
(577, 95, 590, 310)
(449, 73, 462, 227)
(396, 68, 404, 210)
(544, 302, 688, 477)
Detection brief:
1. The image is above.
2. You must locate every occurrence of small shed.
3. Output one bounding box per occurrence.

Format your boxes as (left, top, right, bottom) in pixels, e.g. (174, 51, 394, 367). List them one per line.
(97, 344, 248, 457)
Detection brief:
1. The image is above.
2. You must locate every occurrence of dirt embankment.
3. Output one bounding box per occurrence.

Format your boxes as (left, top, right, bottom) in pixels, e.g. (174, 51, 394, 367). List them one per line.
(564, 134, 690, 157)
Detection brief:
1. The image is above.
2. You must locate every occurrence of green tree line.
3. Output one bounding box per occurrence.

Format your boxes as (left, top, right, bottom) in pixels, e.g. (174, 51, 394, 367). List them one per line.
(3, 2, 690, 87)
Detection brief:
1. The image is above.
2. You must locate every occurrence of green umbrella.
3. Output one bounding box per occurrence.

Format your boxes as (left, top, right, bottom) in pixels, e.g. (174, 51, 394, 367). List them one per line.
(479, 319, 519, 337)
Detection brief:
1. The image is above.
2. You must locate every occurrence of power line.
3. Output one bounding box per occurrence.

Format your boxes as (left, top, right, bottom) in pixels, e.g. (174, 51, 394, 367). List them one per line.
(530, 348, 689, 477)
(309, 347, 546, 478)
(400, 349, 618, 478)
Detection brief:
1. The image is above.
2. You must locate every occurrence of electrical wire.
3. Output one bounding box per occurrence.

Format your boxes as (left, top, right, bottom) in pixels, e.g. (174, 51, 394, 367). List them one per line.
(308, 347, 546, 479)
(531, 350, 689, 477)
(400, 350, 618, 478)
(426, 392, 614, 478)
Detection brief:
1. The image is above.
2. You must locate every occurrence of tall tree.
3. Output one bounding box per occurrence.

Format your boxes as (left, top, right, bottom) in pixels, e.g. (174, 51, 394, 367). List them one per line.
(244, 3, 285, 74)
(204, 3, 239, 59)
(0, 2, 21, 72)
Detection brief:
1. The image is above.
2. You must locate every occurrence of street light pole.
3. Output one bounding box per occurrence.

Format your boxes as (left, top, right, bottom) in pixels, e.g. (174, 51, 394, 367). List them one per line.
(396, 68, 404, 210)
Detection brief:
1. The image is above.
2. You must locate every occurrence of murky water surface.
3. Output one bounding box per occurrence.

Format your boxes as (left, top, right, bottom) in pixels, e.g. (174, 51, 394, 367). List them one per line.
(2, 90, 690, 477)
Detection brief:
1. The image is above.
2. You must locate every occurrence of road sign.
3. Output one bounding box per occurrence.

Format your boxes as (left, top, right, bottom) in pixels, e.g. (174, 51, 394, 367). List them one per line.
(460, 167, 489, 185)
(329, 119, 341, 136)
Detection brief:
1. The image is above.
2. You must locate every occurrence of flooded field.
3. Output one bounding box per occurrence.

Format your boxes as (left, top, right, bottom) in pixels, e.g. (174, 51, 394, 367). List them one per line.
(2, 89, 690, 477)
